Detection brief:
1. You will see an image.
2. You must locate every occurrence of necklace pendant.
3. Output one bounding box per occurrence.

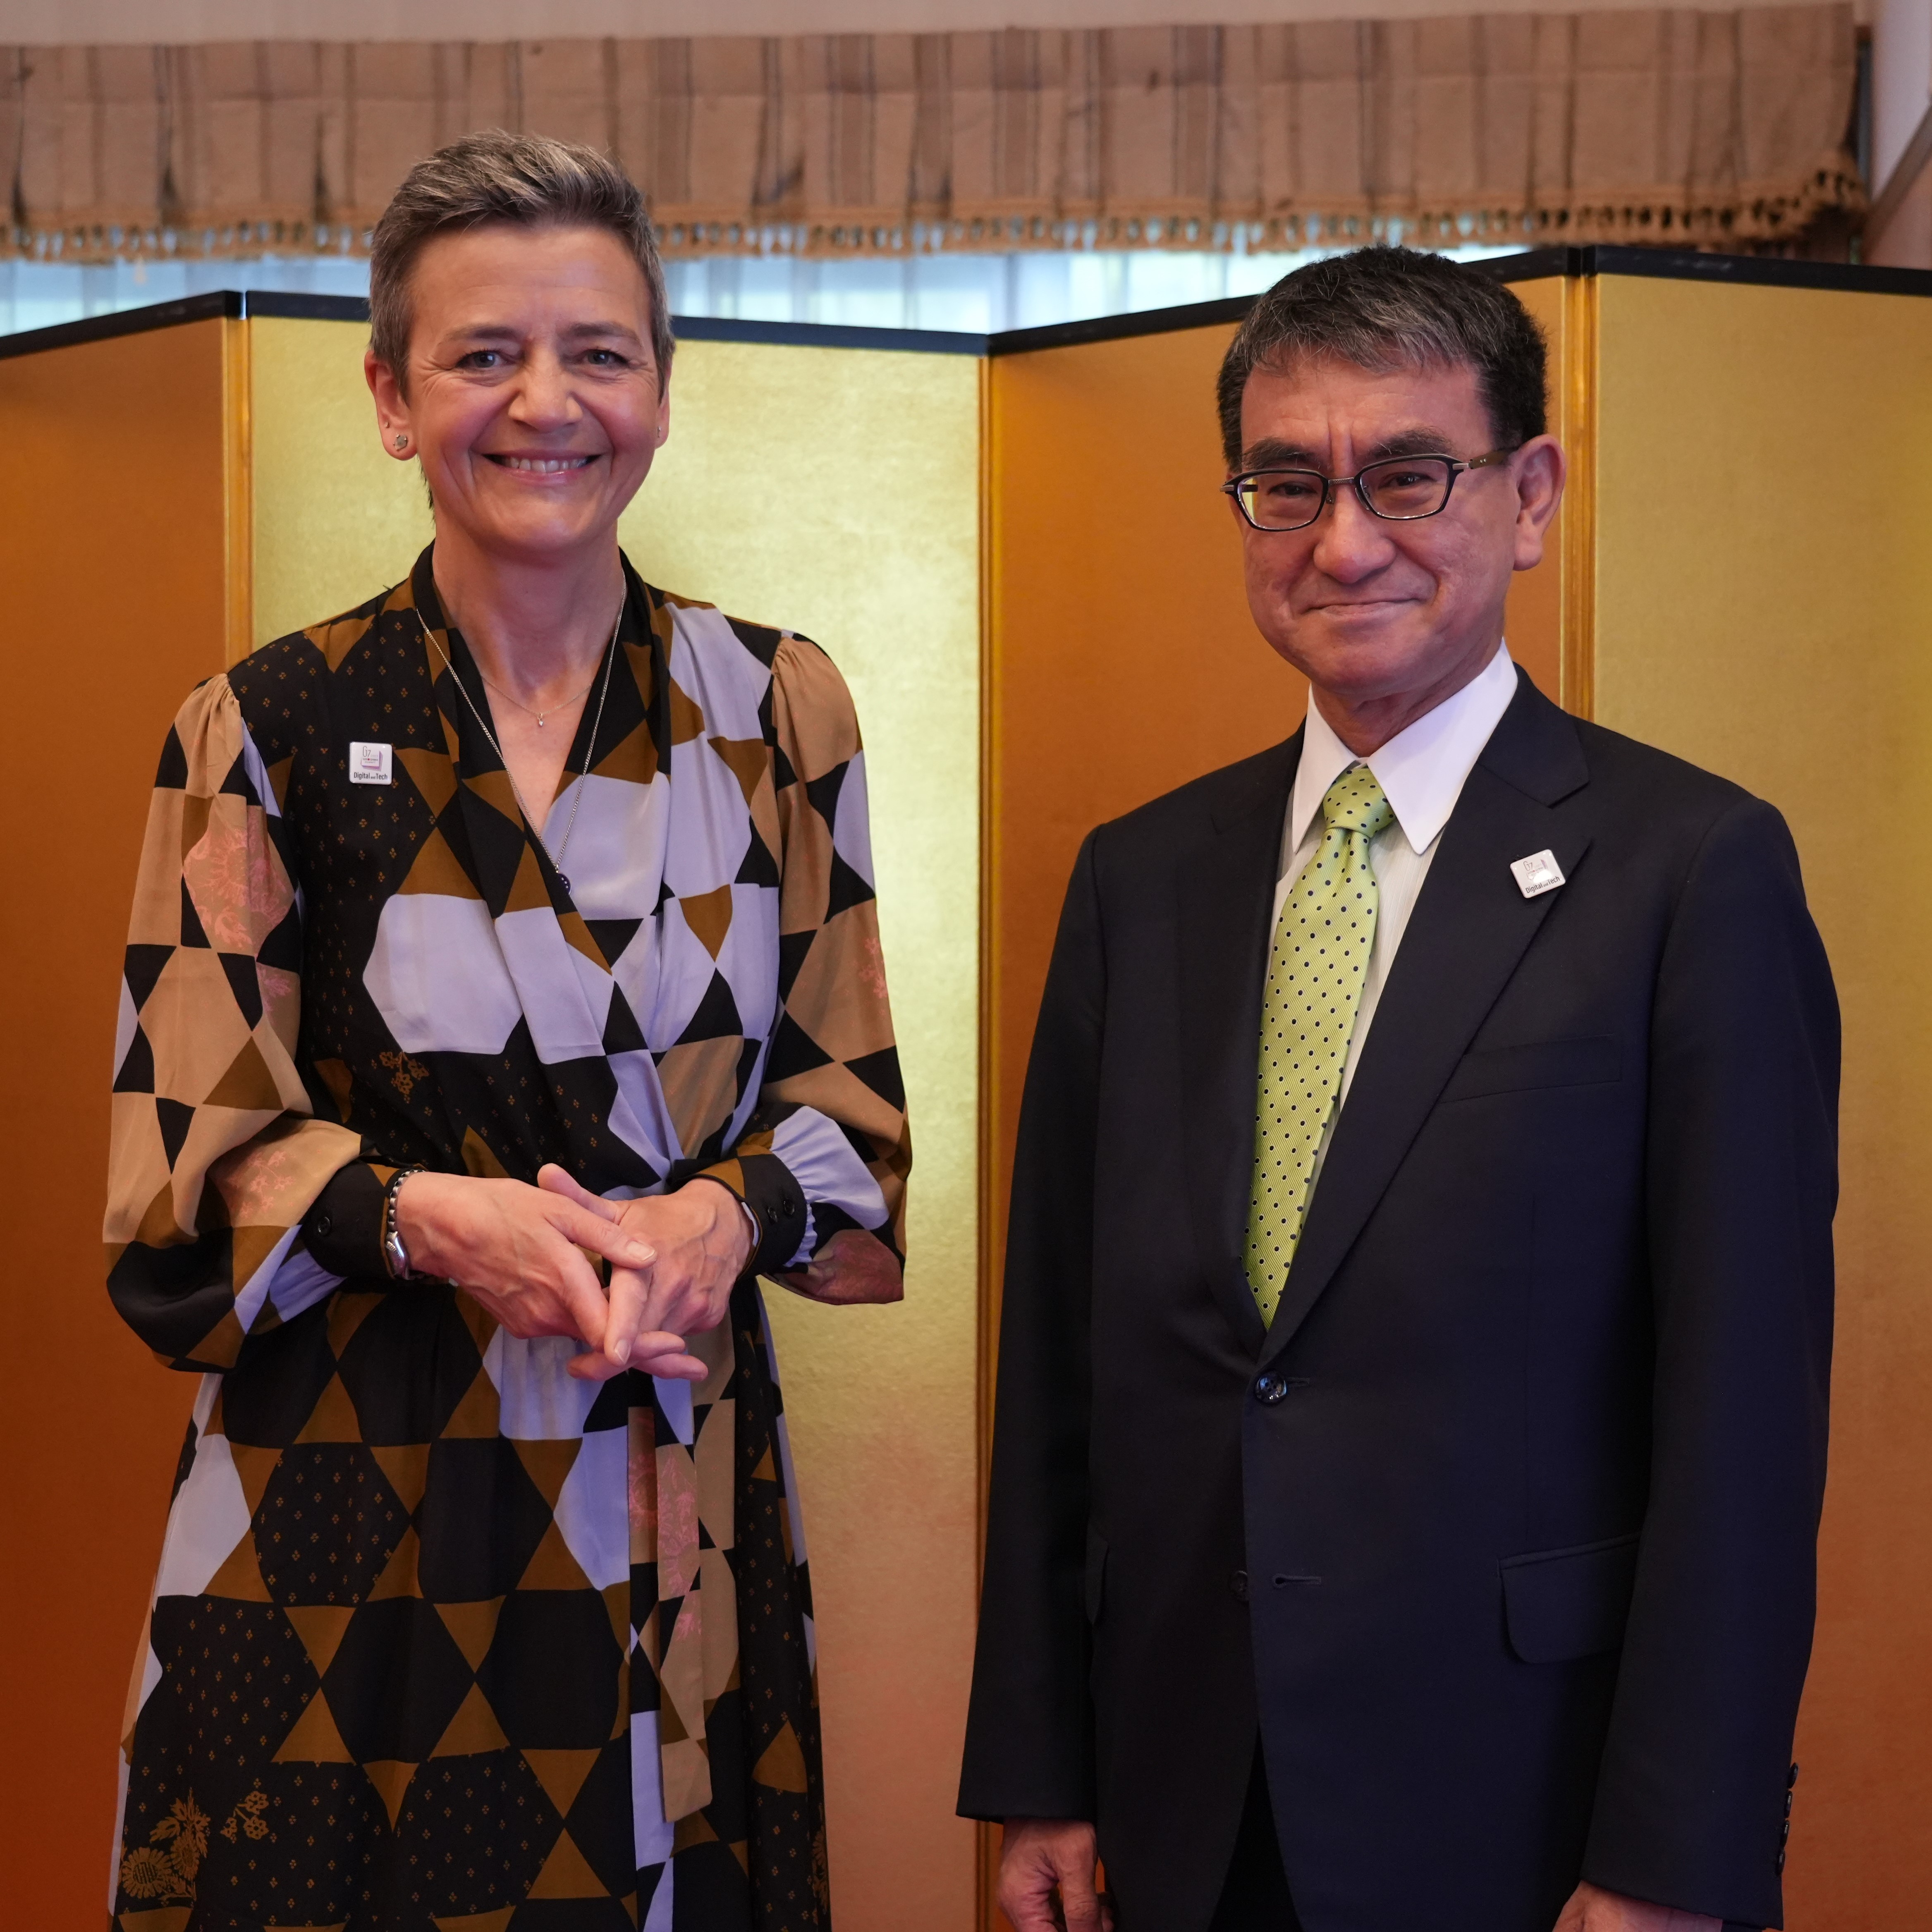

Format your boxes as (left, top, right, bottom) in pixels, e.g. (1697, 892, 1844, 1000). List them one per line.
(536, 713, 547, 728)
(557, 871, 571, 895)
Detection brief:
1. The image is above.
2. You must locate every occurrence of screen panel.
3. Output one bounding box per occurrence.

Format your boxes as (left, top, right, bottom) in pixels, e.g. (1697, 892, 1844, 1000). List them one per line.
(620, 337, 983, 1932)
(983, 323, 1306, 1364)
(248, 322, 985, 1931)
(0, 318, 233, 1925)
(249, 315, 433, 648)
(1590, 270, 1932, 1927)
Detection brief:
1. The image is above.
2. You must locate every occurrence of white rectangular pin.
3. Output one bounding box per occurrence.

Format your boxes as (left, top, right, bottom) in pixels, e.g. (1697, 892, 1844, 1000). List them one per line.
(349, 741, 394, 786)
(1510, 848, 1565, 899)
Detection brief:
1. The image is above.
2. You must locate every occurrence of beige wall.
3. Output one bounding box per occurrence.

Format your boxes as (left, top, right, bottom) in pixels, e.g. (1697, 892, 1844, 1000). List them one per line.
(1872, 0, 1931, 189)
(1867, 154, 1932, 264)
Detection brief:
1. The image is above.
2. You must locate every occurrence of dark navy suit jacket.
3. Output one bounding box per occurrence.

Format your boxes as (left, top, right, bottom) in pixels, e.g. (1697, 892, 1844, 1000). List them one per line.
(959, 672, 1837, 1932)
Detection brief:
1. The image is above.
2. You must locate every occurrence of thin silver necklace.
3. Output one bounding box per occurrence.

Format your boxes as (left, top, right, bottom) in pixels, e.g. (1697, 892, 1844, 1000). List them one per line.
(476, 666, 598, 729)
(420, 603, 623, 897)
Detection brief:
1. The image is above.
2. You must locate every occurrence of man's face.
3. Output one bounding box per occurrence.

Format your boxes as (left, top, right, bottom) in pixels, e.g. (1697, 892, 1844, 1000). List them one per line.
(1232, 354, 1561, 722)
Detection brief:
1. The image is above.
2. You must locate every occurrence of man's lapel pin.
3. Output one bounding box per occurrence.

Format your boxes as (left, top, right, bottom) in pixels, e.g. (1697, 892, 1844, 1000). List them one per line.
(1510, 849, 1566, 899)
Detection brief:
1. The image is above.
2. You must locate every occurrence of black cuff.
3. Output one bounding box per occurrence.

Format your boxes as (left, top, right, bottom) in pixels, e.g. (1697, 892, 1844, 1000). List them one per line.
(301, 1162, 389, 1279)
(696, 1152, 809, 1276)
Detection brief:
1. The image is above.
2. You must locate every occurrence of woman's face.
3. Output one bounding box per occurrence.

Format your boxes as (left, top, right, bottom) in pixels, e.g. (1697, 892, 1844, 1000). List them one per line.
(367, 221, 670, 567)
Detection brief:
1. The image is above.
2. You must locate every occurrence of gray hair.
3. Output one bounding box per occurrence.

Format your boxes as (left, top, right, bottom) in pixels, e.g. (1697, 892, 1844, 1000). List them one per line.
(1216, 246, 1546, 469)
(368, 129, 673, 391)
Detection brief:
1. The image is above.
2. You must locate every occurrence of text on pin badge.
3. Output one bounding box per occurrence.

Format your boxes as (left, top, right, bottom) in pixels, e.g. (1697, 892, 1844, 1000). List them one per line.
(349, 741, 394, 786)
(1510, 849, 1565, 899)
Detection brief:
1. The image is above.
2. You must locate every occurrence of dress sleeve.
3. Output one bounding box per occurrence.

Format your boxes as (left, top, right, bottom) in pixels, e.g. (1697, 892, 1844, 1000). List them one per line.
(105, 676, 362, 1369)
(696, 634, 910, 1301)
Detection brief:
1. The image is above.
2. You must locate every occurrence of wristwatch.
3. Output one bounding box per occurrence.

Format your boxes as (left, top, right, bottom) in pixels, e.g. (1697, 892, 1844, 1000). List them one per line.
(381, 1167, 427, 1280)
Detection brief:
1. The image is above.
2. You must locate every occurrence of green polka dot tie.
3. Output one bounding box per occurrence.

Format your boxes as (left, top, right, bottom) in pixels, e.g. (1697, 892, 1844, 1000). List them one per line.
(1245, 763, 1395, 1326)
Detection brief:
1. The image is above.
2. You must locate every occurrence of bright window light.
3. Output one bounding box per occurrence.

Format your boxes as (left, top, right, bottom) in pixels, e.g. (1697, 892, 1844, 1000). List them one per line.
(0, 242, 1526, 341)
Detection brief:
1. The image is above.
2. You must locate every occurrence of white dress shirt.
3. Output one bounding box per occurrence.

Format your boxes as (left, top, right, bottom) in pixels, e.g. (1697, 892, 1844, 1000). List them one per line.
(1274, 641, 1520, 1134)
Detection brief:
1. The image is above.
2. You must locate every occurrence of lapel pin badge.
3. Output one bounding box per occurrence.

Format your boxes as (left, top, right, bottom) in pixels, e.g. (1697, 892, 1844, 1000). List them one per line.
(1510, 849, 1565, 899)
(349, 741, 394, 786)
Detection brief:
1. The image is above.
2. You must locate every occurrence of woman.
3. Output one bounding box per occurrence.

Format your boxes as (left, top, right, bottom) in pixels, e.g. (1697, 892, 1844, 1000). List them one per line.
(105, 130, 907, 1931)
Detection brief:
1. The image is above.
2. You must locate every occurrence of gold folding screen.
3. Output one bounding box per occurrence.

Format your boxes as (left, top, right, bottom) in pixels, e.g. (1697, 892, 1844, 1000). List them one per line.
(0, 313, 242, 1932)
(0, 299, 982, 1932)
(5, 253, 1932, 1930)
(246, 313, 988, 1932)
(978, 253, 1932, 1932)
(1564, 269, 1932, 1932)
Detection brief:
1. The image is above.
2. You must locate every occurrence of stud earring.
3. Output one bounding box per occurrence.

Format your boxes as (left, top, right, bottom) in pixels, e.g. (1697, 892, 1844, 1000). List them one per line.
(393, 433, 409, 451)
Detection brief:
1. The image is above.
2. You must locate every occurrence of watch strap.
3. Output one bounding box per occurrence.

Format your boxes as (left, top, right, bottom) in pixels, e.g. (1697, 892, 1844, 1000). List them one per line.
(381, 1166, 428, 1281)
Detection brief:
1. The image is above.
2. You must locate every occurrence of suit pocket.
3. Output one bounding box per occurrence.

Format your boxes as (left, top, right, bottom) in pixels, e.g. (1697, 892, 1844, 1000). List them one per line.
(1501, 1533, 1640, 1664)
(1084, 1527, 1108, 1624)
(1441, 1036, 1620, 1105)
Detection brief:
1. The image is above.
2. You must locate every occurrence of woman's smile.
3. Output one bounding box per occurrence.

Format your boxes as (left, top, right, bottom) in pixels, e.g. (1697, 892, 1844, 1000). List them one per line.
(486, 451, 598, 473)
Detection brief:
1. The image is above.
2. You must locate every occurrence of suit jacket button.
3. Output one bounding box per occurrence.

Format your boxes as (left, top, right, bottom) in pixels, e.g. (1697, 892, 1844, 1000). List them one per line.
(1253, 1372, 1288, 1405)
(1230, 1569, 1249, 1602)
(1787, 1762, 1800, 1788)
(313, 1213, 332, 1238)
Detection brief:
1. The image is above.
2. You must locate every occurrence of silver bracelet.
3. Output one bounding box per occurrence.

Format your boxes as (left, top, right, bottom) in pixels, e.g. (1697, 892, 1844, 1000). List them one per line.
(380, 1166, 426, 1281)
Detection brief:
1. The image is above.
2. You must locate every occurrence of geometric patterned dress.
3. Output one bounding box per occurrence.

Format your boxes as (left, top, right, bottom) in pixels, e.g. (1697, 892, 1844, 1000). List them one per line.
(103, 547, 910, 1931)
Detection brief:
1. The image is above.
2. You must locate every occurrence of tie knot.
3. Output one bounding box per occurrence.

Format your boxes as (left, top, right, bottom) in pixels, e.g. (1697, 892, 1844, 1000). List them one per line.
(1321, 763, 1395, 840)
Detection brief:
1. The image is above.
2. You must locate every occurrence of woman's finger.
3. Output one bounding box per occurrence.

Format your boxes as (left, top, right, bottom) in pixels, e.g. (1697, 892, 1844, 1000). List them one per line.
(565, 1349, 627, 1382)
(554, 1249, 613, 1354)
(536, 1164, 623, 1221)
(629, 1335, 708, 1381)
(603, 1265, 648, 1370)
(556, 1202, 657, 1271)
(564, 1336, 705, 1383)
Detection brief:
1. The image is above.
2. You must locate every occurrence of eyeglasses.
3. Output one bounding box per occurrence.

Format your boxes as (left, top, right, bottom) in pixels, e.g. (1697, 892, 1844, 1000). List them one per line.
(1222, 449, 1518, 532)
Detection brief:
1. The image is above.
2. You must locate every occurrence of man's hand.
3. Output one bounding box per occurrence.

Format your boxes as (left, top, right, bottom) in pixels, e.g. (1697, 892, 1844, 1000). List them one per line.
(998, 1819, 1114, 1932)
(1554, 1881, 1722, 1932)
(393, 1169, 684, 1370)
(540, 1171, 752, 1382)
(773, 1226, 906, 1305)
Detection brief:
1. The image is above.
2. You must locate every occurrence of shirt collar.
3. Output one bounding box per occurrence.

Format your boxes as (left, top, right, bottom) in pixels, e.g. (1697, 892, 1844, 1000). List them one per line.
(1288, 641, 1519, 859)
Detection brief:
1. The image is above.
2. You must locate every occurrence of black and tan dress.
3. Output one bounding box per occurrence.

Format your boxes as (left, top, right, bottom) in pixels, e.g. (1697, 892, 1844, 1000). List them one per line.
(104, 549, 909, 1931)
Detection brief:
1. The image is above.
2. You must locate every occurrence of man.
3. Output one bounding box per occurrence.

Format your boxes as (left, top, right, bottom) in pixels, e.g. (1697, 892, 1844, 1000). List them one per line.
(958, 248, 1836, 1932)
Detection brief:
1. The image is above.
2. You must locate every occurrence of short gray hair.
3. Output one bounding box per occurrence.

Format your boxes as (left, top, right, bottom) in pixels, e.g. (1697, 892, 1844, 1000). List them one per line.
(368, 129, 674, 391)
(1216, 246, 1546, 469)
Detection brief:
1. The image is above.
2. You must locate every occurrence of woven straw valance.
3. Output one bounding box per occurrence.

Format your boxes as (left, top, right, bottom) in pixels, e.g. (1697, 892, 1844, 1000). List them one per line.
(1, 8, 1859, 263)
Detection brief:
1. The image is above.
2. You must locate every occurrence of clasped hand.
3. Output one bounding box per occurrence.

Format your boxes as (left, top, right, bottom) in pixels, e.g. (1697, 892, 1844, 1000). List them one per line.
(393, 1165, 753, 1382)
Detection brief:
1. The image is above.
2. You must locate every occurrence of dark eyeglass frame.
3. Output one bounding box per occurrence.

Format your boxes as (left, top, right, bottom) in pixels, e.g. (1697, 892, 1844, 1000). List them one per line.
(1222, 447, 1519, 532)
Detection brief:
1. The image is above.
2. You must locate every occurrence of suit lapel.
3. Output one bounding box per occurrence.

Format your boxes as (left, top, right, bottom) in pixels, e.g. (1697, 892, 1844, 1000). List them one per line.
(1259, 675, 1593, 1363)
(1178, 734, 1300, 1356)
